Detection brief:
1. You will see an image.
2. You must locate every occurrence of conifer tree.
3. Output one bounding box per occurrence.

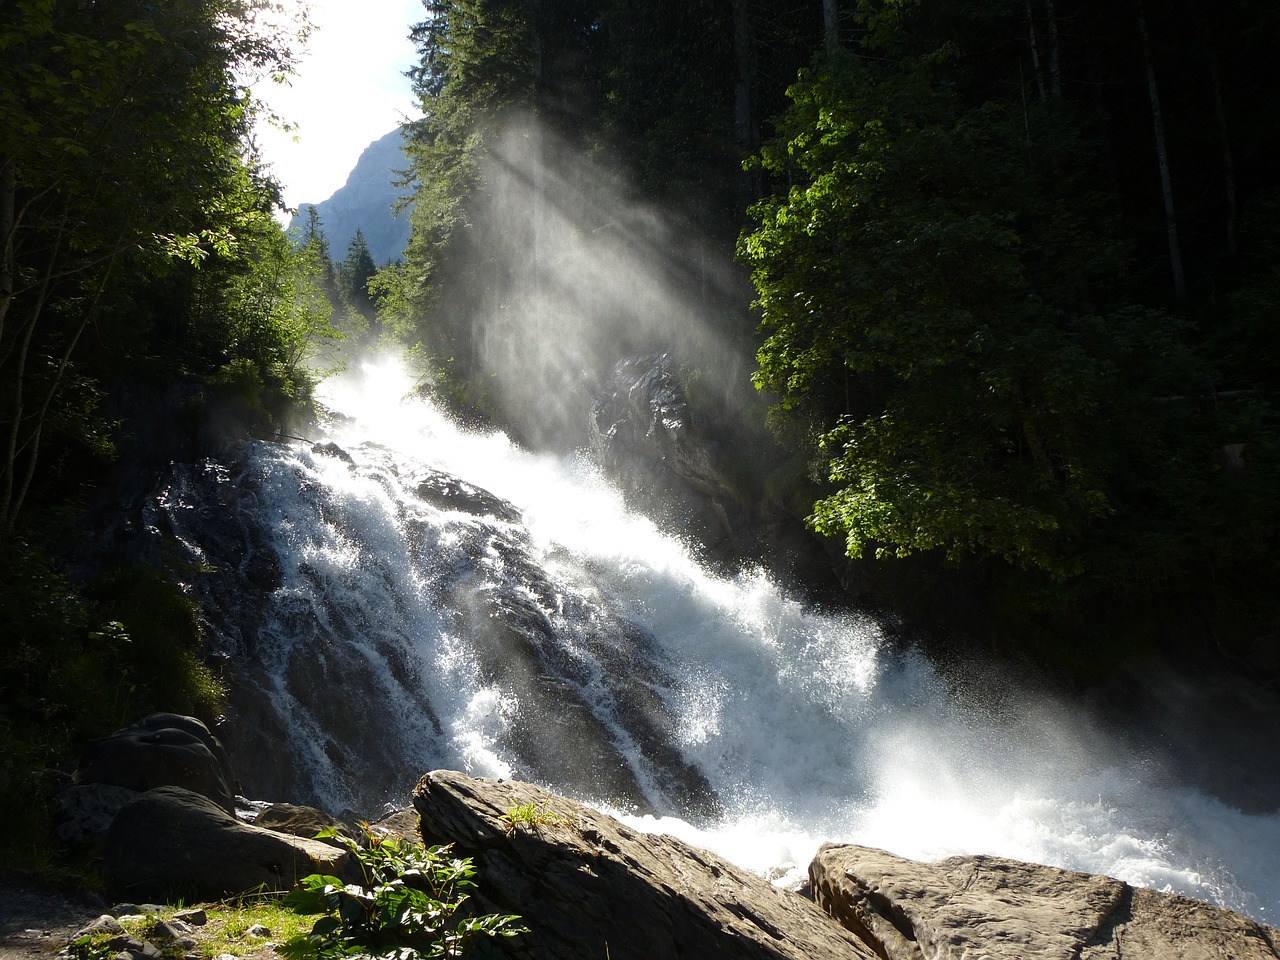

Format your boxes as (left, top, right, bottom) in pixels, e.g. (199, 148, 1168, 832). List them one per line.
(339, 229, 379, 322)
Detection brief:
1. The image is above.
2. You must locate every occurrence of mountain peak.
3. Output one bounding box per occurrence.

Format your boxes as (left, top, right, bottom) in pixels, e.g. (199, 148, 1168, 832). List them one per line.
(290, 127, 413, 265)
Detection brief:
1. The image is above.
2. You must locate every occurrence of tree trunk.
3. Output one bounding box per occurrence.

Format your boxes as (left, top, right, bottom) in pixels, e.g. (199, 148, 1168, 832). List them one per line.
(10, 308, 95, 531)
(1025, 3, 1046, 102)
(1207, 51, 1238, 256)
(1138, 4, 1187, 307)
(1019, 407, 1055, 482)
(733, 0, 760, 201)
(1, 287, 43, 532)
(1045, 0, 1062, 99)
(0, 157, 14, 343)
(823, 0, 839, 57)
(733, 0, 752, 147)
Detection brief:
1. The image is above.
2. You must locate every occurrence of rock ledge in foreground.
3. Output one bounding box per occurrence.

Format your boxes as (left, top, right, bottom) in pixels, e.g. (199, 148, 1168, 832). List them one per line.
(811, 842, 1280, 960)
(104, 786, 357, 902)
(413, 770, 879, 960)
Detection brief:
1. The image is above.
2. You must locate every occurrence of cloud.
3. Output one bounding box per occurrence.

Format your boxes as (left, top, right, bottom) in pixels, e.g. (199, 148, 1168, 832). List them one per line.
(253, 0, 421, 209)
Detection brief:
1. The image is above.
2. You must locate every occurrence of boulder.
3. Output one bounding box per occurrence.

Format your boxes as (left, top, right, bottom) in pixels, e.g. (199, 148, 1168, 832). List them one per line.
(253, 802, 350, 845)
(73, 714, 237, 812)
(412, 770, 880, 960)
(104, 786, 357, 902)
(415, 470, 523, 524)
(589, 353, 742, 553)
(810, 843, 1280, 960)
(53, 783, 140, 847)
(312, 441, 355, 464)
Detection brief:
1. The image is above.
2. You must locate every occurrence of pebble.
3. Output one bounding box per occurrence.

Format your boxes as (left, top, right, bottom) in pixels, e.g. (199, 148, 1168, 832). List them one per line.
(75, 915, 125, 937)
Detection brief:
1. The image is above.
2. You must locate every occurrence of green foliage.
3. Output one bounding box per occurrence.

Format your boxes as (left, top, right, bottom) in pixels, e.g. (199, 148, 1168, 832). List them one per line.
(0, 0, 308, 534)
(733, 2, 1280, 660)
(228, 230, 343, 375)
(84, 564, 224, 717)
(379, 0, 538, 400)
(281, 828, 526, 960)
(740, 43, 1278, 597)
(499, 802, 562, 835)
(0, 546, 224, 870)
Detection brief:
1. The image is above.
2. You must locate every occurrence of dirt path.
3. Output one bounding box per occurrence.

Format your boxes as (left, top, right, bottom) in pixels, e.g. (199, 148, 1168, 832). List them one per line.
(0, 869, 106, 960)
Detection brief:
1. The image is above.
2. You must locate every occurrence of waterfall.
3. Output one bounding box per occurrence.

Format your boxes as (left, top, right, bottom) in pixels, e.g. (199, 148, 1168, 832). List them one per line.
(150, 357, 1279, 924)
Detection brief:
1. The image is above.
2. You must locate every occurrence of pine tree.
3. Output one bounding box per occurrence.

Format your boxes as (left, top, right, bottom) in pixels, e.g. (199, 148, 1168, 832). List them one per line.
(339, 228, 380, 344)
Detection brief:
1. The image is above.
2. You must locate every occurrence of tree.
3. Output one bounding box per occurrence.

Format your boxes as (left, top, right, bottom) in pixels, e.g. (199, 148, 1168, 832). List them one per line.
(741, 50, 1206, 580)
(0, 0, 305, 534)
(338, 229, 379, 325)
(1137, 1, 1187, 306)
(295, 204, 342, 311)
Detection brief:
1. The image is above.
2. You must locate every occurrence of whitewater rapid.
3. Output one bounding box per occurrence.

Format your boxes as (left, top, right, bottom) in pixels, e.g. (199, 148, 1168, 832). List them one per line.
(168, 357, 1279, 923)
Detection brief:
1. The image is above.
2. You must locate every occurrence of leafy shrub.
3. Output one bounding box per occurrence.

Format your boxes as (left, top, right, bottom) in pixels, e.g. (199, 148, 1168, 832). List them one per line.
(281, 827, 526, 960)
(0, 546, 224, 872)
(85, 564, 223, 719)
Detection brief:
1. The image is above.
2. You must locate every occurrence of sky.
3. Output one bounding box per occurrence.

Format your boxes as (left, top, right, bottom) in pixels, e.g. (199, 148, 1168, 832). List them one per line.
(251, 0, 423, 211)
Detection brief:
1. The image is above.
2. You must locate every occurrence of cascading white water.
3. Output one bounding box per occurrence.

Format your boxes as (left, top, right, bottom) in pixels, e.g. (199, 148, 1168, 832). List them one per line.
(159, 357, 1279, 924)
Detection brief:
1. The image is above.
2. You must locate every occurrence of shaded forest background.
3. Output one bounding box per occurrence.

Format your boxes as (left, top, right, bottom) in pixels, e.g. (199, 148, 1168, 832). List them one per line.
(383, 0, 1280, 667)
(2, 0, 1279, 869)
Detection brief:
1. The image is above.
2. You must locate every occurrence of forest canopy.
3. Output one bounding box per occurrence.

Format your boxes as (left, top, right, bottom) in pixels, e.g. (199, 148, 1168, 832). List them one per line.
(389, 0, 1280, 644)
(739, 1, 1280, 622)
(0, 0, 333, 535)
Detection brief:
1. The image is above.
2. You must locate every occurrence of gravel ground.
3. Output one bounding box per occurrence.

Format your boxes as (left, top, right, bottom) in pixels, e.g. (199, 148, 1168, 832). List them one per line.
(0, 869, 106, 960)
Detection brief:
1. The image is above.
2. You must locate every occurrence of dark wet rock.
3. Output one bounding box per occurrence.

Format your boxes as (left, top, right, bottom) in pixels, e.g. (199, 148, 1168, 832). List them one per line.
(53, 784, 141, 847)
(588, 352, 857, 597)
(103, 786, 357, 902)
(73, 714, 236, 813)
(312, 441, 354, 463)
(590, 353, 741, 550)
(452, 520, 719, 819)
(415, 471, 523, 524)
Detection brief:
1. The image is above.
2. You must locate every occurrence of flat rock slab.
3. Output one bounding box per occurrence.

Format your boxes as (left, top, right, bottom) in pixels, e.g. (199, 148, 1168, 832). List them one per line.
(413, 770, 879, 960)
(810, 843, 1280, 960)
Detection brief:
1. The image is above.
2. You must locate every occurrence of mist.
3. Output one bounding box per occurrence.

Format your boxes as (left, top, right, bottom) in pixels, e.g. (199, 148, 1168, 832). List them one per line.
(427, 114, 759, 451)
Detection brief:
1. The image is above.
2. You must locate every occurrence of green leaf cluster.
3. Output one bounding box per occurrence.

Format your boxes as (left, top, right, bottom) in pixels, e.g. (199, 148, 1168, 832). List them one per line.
(281, 828, 526, 960)
(741, 27, 1280, 624)
(0, 0, 313, 534)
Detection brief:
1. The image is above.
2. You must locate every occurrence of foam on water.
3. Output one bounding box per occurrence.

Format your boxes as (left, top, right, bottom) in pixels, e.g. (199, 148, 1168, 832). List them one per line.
(294, 358, 1280, 921)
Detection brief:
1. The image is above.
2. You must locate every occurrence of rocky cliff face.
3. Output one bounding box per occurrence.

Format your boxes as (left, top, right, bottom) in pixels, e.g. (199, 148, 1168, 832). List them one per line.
(289, 127, 412, 265)
(588, 352, 858, 596)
